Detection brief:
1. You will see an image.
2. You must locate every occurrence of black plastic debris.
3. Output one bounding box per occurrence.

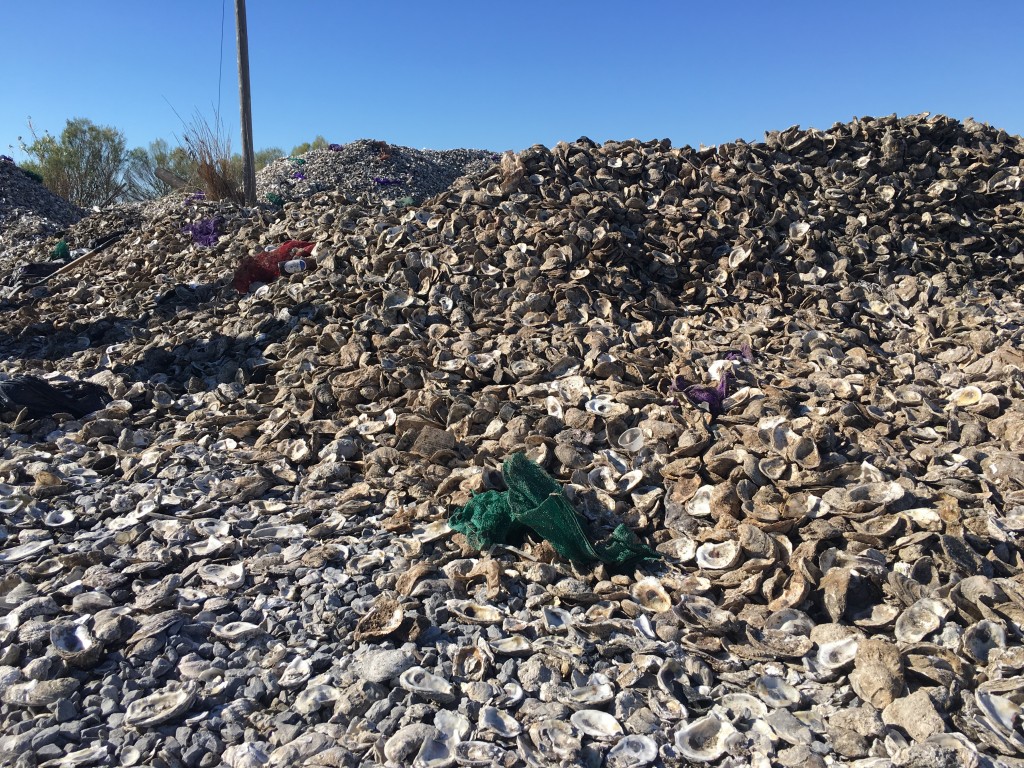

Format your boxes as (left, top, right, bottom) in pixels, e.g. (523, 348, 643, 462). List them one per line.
(0, 375, 112, 420)
(9, 262, 63, 284)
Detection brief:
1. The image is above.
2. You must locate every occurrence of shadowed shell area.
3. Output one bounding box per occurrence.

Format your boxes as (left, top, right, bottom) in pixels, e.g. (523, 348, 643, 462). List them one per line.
(0, 116, 1024, 767)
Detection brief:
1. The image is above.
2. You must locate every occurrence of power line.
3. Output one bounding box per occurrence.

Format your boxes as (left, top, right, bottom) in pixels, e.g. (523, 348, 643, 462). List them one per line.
(217, 0, 226, 115)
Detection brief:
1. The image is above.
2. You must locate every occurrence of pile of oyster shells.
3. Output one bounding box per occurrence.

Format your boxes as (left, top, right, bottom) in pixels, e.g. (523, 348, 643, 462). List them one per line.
(255, 140, 498, 207)
(0, 157, 84, 271)
(0, 112, 1023, 768)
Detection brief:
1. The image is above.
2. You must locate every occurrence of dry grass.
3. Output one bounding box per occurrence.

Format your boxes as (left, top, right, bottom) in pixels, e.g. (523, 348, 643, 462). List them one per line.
(180, 111, 241, 203)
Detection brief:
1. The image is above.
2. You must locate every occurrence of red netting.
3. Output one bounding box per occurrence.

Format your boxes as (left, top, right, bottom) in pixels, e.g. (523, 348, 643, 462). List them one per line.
(232, 240, 315, 293)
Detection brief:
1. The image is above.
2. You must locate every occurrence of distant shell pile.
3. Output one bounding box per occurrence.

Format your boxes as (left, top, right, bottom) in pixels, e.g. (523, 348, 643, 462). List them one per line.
(0, 156, 84, 261)
(256, 140, 498, 207)
(0, 114, 1023, 768)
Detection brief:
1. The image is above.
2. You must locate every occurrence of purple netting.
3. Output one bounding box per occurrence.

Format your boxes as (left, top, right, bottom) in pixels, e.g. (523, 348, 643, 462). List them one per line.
(724, 343, 754, 363)
(182, 216, 223, 247)
(683, 374, 730, 416)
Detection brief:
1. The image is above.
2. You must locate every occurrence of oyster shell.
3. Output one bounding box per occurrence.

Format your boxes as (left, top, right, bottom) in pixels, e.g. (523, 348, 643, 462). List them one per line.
(399, 666, 456, 705)
(962, 620, 1006, 664)
(754, 675, 802, 709)
(487, 636, 532, 656)
(454, 741, 506, 767)
(605, 735, 658, 768)
(50, 622, 103, 667)
(631, 577, 672, 612)
(696, 540, 742, 570)
(477, 705, 521, 739)
(674, 713, 738, 762)
(570, 709, 623, 739)
(894, 598, 949, 644)
(124, 684, 197, 727)
(197, 562, 245, 589)
(353, 592, 404, 641)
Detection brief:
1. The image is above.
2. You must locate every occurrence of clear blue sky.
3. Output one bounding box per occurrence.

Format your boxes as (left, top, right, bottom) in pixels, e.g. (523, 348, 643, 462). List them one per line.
(3, 0, 1022, 160)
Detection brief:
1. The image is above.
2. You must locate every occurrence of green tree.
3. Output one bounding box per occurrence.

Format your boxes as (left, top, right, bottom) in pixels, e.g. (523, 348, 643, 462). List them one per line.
(255, 147, 284, 168)
(225, 146, 284, 190)
(20, 115, 286, 204)
(290, 135, 328, 155)
(20, 118, 130, 206)
(122, 138, 197, 200)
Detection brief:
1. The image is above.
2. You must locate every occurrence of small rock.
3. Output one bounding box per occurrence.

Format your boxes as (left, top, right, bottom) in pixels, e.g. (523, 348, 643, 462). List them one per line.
(829, 706, 884, 738)
(54, 699, 78, 724)
(34, 743, 64, 762)
(891, 742, 964, 768)
(829, 726, 870, 759)
(882, 691, 946, 743)
(29, 725, 62, 750)
(335, 680, 388, 718)
(517, 656, 558, 692)
(410, 425, 455, 458)
(0, 732, 34, 760)
(767, 708, 814, 745)
(461, 681, 496, 703)
(269, 732, 333, 766)
(776, 744, 825, 768)
(355, 649, 416, 685)
(624, 707, 661, 735)
(851, 638, 904, 709)
(182, 743, 206, 768)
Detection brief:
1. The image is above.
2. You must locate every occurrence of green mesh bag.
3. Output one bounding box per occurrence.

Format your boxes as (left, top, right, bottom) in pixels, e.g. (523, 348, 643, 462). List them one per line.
(51, 240, 70, 260)
(449, 452, 659, 567)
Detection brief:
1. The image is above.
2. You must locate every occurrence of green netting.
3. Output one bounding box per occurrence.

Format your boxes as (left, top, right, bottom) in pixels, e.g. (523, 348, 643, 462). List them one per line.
(449, 452, 659, 567)
(51, 240, 69, 260)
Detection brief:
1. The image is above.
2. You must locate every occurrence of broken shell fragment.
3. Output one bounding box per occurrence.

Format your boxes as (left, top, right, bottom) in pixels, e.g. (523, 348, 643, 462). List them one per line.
(686, 485, 715, 517)
(720, 692, 769, 722)
(449, 601, 503, 625)
(563, 680, 615, 710)
(545, 396, 563, 419)
(0, 540, 52, 564)
(212, 621, 263, 642)
(197, 563, 245, 589)
(816, 636, 859, 671)
(585, 396, 625, 417)
(277, 656, 311, 688)
(2, 678, 80, 707)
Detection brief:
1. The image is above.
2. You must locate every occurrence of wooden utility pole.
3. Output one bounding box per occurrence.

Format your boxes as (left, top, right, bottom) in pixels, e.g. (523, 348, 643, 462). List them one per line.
(235, 0, 256, 205)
